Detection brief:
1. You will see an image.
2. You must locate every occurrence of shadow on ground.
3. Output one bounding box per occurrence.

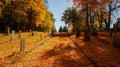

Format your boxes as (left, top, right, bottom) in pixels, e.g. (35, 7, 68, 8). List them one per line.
(74, 35, 120, 67)
(39, 37, 92, 67)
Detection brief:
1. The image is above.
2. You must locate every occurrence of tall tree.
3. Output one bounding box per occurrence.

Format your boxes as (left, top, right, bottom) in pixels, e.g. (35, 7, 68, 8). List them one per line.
(61, 7, 81, 37)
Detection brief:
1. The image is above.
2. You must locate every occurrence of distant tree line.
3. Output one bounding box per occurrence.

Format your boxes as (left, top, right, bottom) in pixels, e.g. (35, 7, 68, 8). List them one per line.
(59, 26, 68, 32)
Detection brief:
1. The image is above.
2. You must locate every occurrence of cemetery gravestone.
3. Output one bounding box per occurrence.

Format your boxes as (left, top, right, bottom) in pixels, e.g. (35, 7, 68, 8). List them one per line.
(32, 32, 34, 36)
(7, 26, 10, 35)
(30, 30, 34, 36)
(18, 31, 21, 39)
(10, 30, 15, 41)
(20, 39, 25, 52)
(29, 30, 32, 36)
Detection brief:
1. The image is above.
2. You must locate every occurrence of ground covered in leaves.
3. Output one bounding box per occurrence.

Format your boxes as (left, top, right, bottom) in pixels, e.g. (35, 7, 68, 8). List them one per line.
(72, 33, 120, 67)
(8, 37, 93, 67)
(0, 33, 120, 67)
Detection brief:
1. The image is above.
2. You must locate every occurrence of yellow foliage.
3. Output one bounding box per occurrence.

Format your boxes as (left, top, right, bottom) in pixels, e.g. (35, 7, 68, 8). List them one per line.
(0, 0, 54, 31)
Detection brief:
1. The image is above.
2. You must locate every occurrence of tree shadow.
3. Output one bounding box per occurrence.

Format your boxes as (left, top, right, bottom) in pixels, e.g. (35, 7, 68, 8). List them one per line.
(40, 43, 77, 59)
(40, 42, 92, 67)
(74, 35, 120, 67)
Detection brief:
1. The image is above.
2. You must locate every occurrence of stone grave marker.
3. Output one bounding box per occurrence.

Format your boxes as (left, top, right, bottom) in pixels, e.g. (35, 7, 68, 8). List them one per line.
(20, 38, 25, 52)
(7, 26, 10, 35)
(29, 30, 32, 36)
(40, 34, 42, 40)
(10, 30, 15, 41)
(18, 31, 21, 39)
(31, 31, 35, 36)
(30, 30, 34, 36)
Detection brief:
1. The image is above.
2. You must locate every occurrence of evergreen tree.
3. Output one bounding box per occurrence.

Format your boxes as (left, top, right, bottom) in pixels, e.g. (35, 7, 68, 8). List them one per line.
(63, 26, 68, 32)
(59, 26, 63, 32)
(61, 7, 81, 37)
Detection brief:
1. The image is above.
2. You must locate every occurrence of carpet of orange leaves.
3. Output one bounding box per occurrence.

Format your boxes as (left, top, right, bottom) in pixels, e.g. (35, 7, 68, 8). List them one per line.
(8, 37, 93, 67)
(0, 32, 49, 66)
(0, 32, 120, 67)
(72, 34, 120, 67)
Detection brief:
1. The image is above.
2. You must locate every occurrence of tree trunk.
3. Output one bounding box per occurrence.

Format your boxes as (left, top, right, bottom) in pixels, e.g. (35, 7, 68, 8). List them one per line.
(99, 11, 103, 31)
(85, 3, 89, 32)
(107, 5, 112, 31)
(83, 2, 90, 41)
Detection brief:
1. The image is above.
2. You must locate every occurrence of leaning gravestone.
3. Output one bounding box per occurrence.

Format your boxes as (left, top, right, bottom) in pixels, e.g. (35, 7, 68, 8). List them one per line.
(10, 30, 15, 41)
(18, 31, 21, 39)
(20, 38, 25, 52)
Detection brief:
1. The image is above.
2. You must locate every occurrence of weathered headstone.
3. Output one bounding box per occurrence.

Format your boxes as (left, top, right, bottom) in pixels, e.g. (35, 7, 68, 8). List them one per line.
(18, 31, 21, 39)
(32, 31, 34, 36)
(7, 26, 10, 35)
(20, 38, 25, 52)
(10, 30, 15, 41)
(29, 30, 32, 36)
(30, 30, 34, 36)
(34, 31, 36, 35)
(40, 34, 42, 40)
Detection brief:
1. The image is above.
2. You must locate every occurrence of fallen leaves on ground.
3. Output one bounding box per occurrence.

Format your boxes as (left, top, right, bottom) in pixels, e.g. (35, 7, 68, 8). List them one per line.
(0, 33, 120, 67)
(72, 34, 120, 67)
(0, 32, 49, 65)
(9, 37, 93, 67)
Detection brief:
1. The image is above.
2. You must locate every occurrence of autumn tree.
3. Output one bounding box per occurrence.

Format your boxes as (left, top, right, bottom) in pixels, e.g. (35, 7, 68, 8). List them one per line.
(102, 0, 120, 31)
(72, 0, 97, 40)
(72, 0, 120, 40)
(51, 18, 56, 33)
(44, 11, 54, 32)
(0, 0, 55, 33)
(73, 0, 120, 31)
(0, 0, 27, 33)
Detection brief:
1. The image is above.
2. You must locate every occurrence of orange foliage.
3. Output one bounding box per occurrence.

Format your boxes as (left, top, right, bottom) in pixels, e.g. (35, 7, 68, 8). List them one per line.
(72, 0, 111, 12)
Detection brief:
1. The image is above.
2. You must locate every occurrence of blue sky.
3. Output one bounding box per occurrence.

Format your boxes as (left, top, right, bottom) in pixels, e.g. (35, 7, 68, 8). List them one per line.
(48, 0, 73, 31)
